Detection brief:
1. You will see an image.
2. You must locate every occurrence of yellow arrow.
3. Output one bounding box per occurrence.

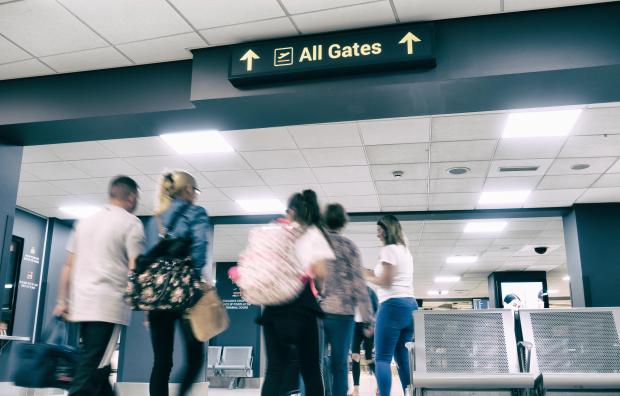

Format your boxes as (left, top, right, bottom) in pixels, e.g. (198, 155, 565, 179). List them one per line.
(240, 49, 260, 72)
(398, 32, 421, 55)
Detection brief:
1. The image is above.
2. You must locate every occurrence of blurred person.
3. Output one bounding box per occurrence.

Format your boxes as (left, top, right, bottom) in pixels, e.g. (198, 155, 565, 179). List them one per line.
(537, 290, 547, 309)
(260, 190, 335, 396)
(146, 170, 210, 396)
(350, 286, 378, 396)
(320, 204, 374, 396)
(365, 215, 417, 396)
(53, 176, 145, 396)
(503, 293, 522, 311)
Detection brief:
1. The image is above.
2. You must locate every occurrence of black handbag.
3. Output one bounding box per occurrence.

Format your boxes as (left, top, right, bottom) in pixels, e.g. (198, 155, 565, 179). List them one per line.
(125, 204, 203, 311)
(13, 319, 79, 389)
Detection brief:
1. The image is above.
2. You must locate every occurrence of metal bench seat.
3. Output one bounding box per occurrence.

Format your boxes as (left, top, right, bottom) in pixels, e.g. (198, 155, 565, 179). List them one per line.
(411, 373, 540, 389)
(542, 373, 620, 389)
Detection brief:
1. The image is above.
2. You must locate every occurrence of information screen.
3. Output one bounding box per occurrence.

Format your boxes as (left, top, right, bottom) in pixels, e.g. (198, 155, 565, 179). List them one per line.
(500, 281, 545, 310)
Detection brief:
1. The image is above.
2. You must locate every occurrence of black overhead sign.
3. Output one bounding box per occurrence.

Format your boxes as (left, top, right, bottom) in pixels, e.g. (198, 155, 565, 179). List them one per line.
(229, 23, 435, 85)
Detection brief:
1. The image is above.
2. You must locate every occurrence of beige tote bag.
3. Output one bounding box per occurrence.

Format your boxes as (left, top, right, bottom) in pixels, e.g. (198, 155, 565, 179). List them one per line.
(185, 283, 230, 342)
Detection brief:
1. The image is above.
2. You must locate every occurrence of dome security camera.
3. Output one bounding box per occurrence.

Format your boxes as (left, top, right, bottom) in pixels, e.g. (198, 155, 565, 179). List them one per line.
(534, 246, 548, 255)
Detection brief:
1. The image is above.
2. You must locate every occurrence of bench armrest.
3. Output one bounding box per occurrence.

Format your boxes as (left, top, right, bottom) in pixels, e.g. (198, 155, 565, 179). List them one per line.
(518, 341, 534, 373)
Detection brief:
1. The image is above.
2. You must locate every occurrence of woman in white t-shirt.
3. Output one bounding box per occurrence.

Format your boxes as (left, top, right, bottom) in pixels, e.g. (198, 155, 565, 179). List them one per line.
(260, 189, 335, 396)
(365, 215, 418, 396)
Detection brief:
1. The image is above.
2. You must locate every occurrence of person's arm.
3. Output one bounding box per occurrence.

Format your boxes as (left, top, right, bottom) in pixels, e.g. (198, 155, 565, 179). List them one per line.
(52, 253, 74, 318)
(364, 263, 394, 287)
(126, 220, 146, 271)
(189, 206, 209, 274)
(351, 245, 374, 325)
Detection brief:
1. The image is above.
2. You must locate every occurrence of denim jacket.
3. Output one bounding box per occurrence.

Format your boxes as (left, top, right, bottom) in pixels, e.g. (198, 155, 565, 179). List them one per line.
(146, 199, 210, 275)
(319, 230, 374, 325)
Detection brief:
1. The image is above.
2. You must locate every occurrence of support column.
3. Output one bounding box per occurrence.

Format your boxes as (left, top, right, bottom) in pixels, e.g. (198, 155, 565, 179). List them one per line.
(562, 203, 620, 307)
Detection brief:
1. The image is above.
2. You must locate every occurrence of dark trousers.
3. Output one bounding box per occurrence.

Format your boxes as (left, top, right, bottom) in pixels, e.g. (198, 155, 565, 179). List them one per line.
(351, 322, 375, 386)
(262, 311, 324, 396)
(69, 321, 117, 396)
(323, 314, 354, 396)
(149, 310, 205, 396)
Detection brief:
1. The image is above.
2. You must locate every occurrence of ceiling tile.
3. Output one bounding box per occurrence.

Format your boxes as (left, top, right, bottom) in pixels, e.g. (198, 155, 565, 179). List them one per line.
(538, 174, 599, 189)
(302, 147, 367, 167)
(169, 0, 285, 29)
(429, 161, 490, 179)
(487, 159, 553, 177)
(200, 17, 297, 46)
(99, 137, 177, 156)
(269, 184, 325, 200)
(324, 195, 380, 209)
(196, 188, 229, 202)
(429, 193, 479, 206)
(593, 173, 620, 188)
(184, 153, 250, 171)
(483, 176, 541, 191)
(292, 2, 395, 34)
(281, 0, 373, 14)
(18, 181, 68, 196)
(22, 146, 62, 163)
(313, 166, 372, 183)
(117, 32, 205, 64)
(523, 200, 576, 208)
(257, 168, 317, 185)
(394, 0, 501, 22)
(428, 203, 477, 211)
(0, 0, 107, 56)
(379, 194, 427, 207)
(0, 59, 54, 80)
(49, 178, 109, 194)
(21, 162, 89, 181)
(382, 205, 429, 212)
(203, 200, 244, 216)
(572, 106, 620, 135)
(17, 196, 52, 209)
(359, 117, 430, 145)
(0, 35, 30, 64)
(321, 182, 375, 196)
(49, 142, 116, 161)
(70, 158, 141, 177)
(527, 189, 585, 203)
(577, 187, 620, 203)
(41, 47, 131, 73)
(125, 156, 193, 174)
(203, 170, 265, 187)
(608, 159, 620, 173)
(431, 113, 505, 142)
(559, 135, 620, 158)
(504, 0, 616, 13)
(375, 180, 427, 195)
(289, 123, 361, 148)
(371, 163, 429, 180)
(494, 137, 565, 160)
(221, 127, 297, 151)
(241, 150, 307, 169)
(430, 178, 485, 193)
(431, 140, 496, 162)
(58, 0, 192, 44)
(366, 144, 428, 164)
(547, 157, 617, 175)
(220, 186, 281, 201)
(19, 170, 39, 182)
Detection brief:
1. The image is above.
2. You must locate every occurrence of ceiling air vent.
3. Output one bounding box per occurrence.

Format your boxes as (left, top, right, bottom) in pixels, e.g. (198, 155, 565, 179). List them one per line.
(498, 165, 539, 173)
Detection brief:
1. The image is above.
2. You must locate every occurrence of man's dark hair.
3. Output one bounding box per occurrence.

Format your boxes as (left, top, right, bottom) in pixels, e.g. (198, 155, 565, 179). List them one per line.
(109, 176, 139, 200)
(324, 203, 348, 231)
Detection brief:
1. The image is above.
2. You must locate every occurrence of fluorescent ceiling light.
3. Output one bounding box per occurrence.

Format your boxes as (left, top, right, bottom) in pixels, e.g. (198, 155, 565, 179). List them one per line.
(59, 205, 100, 219)
(435, 276, 461, 283)
(479, 190, 531, 205)
(160, 131, 233, 154)
(4, 284, 13, 289)
(503, 109, 582, 138)
(236, 199, 286, 214)
(562, 276, 570, 281)
(446, 255, 478, 264)
(464, 221, 507, 233)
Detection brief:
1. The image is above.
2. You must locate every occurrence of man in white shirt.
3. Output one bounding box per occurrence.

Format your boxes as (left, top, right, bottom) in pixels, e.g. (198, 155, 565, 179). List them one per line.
(53, 176, 145, 396)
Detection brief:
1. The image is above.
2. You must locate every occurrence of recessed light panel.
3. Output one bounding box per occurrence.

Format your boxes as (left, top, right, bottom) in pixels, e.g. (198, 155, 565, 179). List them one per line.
(562, 276, 570, 281)
(464, 221, 507, 233)
(160, 131, 234, 154)
(59, 205, 101, 219)
(446, 255, 478, 264)
(502, 109, 582, 138)
(236, 199, 285, 214)
(435, 276, 461, 283)
(479, 190, 531, 205)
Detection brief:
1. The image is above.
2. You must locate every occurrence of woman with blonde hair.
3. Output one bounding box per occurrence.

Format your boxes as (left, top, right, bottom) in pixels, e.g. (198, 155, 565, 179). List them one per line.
(365, 215, 417, 396)
(145, 170, 209, 396)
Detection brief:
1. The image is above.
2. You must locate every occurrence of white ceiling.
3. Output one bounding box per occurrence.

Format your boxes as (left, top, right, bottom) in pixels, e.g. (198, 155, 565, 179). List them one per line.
(17, 103, 620, 219)
(0, 0, 616, 80)
(213, 217, 570, 298)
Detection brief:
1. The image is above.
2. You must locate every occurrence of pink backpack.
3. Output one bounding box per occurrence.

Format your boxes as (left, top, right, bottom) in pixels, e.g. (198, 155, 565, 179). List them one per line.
(236, 220, 307, 305)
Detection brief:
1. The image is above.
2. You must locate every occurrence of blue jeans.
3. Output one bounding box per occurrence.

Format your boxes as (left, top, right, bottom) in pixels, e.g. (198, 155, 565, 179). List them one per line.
(375, 297, 418, 396)
(323, 314, 355, 396)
